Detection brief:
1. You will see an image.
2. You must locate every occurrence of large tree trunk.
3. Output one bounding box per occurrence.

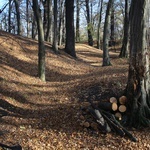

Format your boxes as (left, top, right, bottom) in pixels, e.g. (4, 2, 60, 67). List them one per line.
(102, 0, 112, 66)
(126, 0, 150, 127)
(32, 0, 46, 82)
(65, 0, 76, 57)
(119, 0, 130, 58)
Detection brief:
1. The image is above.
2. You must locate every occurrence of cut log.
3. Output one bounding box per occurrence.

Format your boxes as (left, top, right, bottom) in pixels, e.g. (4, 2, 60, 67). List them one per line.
(102, 113, 125, 137)
(119, 105, 126, 113)
(111, 115, 137, 142)
(99, 102, 118, 111)
(119, 96, 127, 105)
(89, 108, 111, 133)
(115, 112, 122, 120)
(109, 97, 117, 103)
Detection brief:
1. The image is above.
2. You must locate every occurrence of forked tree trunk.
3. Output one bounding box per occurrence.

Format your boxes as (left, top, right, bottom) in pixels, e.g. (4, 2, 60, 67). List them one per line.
(126, 0, 150, 127)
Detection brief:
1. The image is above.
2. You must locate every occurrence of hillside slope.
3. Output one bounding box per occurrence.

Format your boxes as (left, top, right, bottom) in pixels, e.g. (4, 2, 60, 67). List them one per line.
(0, 30, 149, 149)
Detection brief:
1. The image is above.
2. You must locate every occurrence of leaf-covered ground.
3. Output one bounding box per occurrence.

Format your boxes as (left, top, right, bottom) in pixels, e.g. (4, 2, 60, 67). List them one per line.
(0, 30, 149, 149)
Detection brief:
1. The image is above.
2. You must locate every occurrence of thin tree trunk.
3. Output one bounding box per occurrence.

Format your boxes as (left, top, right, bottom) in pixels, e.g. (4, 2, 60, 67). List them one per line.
(45, 0, 52, 42)
(26, 0, 29, 37)
(85, 0, 93, 46)
(8, 0, 12, 33)
(97, 0, 103, 49)
(53, 0, 58, 53)
(14, 0, 21, 35)
(102, 0, 112, 66)
(119, 0, 130, 58)
(76, 0, 80, 42)
(32, 0, 46, 81)
(58, 0, 65, 46)
(110, 1, 115, 46)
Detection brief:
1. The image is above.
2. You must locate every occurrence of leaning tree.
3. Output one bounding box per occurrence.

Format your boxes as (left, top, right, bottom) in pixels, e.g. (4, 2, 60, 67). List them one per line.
(126, 0, 150, 127)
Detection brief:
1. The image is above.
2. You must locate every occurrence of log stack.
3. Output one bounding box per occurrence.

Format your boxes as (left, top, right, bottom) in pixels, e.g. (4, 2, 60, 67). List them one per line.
(78, 95, 137, 142)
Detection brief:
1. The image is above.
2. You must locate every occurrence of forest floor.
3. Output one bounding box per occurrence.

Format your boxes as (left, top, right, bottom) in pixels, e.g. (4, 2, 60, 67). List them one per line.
(0, 30, 149, 150)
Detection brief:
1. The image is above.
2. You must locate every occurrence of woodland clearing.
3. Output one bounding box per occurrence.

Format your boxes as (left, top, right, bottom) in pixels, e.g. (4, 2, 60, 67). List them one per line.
(0, 30, 149, 150)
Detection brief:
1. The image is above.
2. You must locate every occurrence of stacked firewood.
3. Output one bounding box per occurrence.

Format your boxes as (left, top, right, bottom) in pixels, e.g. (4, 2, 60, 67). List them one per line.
(78, 96, 137, 142)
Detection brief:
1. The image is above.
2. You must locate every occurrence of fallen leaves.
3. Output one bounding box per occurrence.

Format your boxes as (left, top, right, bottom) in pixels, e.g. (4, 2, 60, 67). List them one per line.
(0, 30, 149, 149)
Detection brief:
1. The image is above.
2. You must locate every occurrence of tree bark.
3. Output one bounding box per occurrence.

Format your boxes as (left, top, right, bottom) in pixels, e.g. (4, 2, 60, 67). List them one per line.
(32, 0, 46, 81)
(119, 0, 130, 58)
(76, 0, 80, 42)
(53, 0, 58, 53)
(65, 0, 76, 57)
(14, 0, 21, 35)
(8, 0, 12, 33)
(102, 0, 112, 66)
(85, 0, 93, 46)
(126, 0, 150, 127)
(97, 0, 103, 49)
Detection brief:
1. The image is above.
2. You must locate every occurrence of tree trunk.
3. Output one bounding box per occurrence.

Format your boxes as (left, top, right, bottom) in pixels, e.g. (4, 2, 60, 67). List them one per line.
(110, 0, 115, 46)
(32, 0, 46, 82)
(26, 0, 29, 37)
(14, 0, 21, 35)
(65, 0, 76, 57)
(119, 0, 130, 58)
(97, 0, 103, 49)
(76, 0, 80, 42)
(126, 0, 150, 127)
(8, 0, 12, 33)
(58, 0, 65, 46)
(53, 0, 58, 53)
(85, 0, 93, 46)
(102, 0, 112, 66)
(45, 0, 52, 42)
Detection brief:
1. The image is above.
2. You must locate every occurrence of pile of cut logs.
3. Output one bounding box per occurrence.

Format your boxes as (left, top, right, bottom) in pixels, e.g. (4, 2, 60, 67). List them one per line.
(79, 96, 137, 142)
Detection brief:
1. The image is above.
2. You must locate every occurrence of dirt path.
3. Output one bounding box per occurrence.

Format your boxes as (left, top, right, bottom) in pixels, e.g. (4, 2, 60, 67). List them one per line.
(0, 30, 149, 149)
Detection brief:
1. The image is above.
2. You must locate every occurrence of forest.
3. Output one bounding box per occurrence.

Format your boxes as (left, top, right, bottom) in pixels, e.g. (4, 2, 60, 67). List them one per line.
(0, 0, 150, 149)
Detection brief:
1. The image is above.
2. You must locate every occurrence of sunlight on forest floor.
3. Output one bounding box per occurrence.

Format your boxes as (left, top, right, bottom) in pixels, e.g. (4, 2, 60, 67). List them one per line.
(0, 30, 149, 149)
